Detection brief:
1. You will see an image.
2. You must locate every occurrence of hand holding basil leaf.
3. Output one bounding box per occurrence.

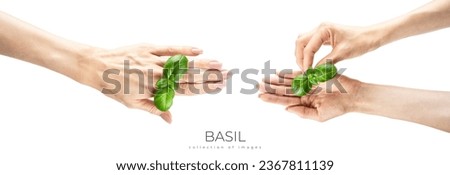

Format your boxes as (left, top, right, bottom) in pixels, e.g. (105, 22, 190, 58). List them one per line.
(291, 63, 337, 96)
(154, 54, 188, 111)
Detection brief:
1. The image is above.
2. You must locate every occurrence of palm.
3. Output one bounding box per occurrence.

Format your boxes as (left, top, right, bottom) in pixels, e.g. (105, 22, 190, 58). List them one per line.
(259, 73, 361, 122)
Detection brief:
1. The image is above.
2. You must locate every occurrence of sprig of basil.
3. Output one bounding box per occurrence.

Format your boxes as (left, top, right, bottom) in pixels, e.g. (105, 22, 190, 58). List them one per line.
(154, 54, 188, 111)
(291, 63, 337, 96)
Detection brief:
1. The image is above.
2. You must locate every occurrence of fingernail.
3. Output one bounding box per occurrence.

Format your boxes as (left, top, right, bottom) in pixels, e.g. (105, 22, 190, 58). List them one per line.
(191, 48, 203, 54)
(208, 62, 222, 69)
(160, 113, 172, 124)
(258, 93, 264, 98)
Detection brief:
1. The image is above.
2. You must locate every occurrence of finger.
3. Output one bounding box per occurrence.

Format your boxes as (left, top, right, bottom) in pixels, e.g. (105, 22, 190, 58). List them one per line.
(295, 32, 313, 70)
(179, 69, 228, 83)
(157, 58, 223, 69)
(263, 74, 292, 86)
(189, 59, 223, 70)
(258, 82, 294, 96)
(131, 99, 172, 124)
(303, 28, 331, 70)
(176, 81, 227, 95)
(277, 70, 303, 79)
(286, 105, 319, 119)
(258, 93, 301, 106)
(151, 46, 203, 56)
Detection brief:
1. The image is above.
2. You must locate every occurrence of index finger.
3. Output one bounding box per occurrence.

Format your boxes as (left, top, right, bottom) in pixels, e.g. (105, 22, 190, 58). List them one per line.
(151, 46, 203, 56)
(303, 28, 331, 70)
(295, 32, 313, 70)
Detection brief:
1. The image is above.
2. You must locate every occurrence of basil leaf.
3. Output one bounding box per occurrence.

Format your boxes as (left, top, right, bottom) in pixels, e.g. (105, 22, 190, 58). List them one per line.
(155, 54, 190, 111)
(156, 78, 175, 90)
(306, 69, 319, 85)
(154, 87, 175, 111)
(166, 54, 183, 64)
(315, 63, 337, 82)
(291, 75, 312, 96)
(162, 60, 174, 79)
(172, 55, 189, 81)
(291, 63, 338, 97)
(163, 54, 186, 78)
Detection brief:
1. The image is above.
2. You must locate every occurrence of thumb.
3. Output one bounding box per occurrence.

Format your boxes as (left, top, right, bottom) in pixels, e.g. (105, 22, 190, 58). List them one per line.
(315, 50, 343, 67)
(151, 46, 203, 56)
(133, 99, 172, 124)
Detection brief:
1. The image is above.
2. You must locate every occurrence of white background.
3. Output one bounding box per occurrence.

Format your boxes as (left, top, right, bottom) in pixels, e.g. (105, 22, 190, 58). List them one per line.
(1, 0, 450, 174)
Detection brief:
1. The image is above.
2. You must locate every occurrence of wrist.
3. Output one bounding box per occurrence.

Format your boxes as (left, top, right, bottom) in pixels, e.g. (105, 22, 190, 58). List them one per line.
(68, 45, 104, 89)
(351, 81, 387, 117)
(47, 41, 100, 85)
(349, 81, 372, 113)
(364, 24, 390, 50)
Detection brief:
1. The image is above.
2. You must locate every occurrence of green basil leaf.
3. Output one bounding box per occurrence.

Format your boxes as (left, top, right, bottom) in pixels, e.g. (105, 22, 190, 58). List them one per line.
(308, 77, 318, 85)
(162, 61, 174, 79)
(306, 69, 319, 85)
(315, 63, 337, 82)
(154, 87, 175, 111)
(168, 75, 178, 89)
(305, 68, 315, 75)
(163, 54, 186, 78)
(155, 54, 190, 111)
(165, 54, 183, 64)
(172, 55, 189, 81)
(156, 78, 175, 90)
(291, 75, 312, 96)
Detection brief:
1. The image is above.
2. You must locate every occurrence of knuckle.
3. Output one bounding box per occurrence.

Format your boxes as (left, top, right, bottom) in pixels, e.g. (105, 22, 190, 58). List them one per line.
(319, 22, 333, 29)
(137, 43, 151, 49)
(134, 43, 152, 53)
(296, 37, 307, 45)
(167, 47, 175, 53)
(304, 47, 315, 56)
(318, 27, 329, 34)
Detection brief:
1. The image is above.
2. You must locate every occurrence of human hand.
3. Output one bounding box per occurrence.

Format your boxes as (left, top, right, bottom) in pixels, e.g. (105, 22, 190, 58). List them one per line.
(295, 23, 382, 70)
(76, 44, 227, 123)
(259, 72, 361, 122)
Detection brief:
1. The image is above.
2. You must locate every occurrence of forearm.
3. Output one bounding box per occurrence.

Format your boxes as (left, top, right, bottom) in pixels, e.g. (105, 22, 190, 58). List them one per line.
(354, 83, 450, 132)
(371, 0, 450, 46)
(0, 12, 94, 82)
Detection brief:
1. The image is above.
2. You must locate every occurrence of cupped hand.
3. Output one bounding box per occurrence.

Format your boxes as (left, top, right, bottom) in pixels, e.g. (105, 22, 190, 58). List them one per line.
(78, 44, 227, 123)
(295, 22, 382, 70)
(259, 71, 361, 122)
